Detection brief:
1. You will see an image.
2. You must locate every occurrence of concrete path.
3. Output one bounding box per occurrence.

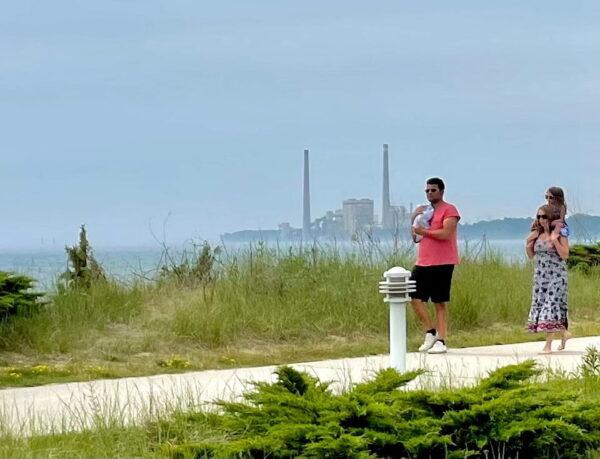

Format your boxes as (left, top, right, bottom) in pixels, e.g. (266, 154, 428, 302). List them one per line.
(1, 336, 599, 436)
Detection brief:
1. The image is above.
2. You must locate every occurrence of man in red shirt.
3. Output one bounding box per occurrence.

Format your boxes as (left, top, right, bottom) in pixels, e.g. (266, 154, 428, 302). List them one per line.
(410, 177, 461, 354)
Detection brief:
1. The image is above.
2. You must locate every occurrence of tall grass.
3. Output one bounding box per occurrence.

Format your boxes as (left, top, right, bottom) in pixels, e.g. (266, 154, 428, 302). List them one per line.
(0, 281, 144, 354)
(0, 242, 599, 383)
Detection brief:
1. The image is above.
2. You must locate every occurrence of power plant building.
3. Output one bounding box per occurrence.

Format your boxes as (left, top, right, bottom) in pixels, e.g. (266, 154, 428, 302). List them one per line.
(342, 199, 374, 235)
(296, 145, 403, 239)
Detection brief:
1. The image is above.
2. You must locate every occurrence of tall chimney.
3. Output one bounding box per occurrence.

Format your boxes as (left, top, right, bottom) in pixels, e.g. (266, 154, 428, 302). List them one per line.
(303, 149, 311, 238)
(382, 144, 391, 229)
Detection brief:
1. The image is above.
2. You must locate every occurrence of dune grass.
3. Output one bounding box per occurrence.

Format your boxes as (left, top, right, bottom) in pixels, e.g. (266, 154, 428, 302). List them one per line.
(0, 243, 599, 388)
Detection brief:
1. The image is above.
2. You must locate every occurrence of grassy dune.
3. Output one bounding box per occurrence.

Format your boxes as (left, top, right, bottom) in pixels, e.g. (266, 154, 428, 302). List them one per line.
(0, 244, 599, 387)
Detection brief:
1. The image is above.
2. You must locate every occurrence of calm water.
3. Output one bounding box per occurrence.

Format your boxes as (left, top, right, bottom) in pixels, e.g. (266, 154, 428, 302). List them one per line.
(0, 239, 532, 289)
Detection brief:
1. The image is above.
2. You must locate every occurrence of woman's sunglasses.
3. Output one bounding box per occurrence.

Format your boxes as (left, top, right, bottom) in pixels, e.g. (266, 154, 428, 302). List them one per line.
(536, 214, 549, 220)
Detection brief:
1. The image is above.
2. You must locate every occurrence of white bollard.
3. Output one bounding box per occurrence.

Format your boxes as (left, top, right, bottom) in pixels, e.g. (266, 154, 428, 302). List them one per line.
(379, 267, 416, 372)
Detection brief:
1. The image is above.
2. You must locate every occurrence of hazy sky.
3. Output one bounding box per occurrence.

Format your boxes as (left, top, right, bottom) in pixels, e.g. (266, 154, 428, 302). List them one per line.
(2, 1, 599, 249)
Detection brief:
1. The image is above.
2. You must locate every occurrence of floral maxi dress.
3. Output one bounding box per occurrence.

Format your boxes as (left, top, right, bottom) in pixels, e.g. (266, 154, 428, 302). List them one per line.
(527, 239, 568, 333)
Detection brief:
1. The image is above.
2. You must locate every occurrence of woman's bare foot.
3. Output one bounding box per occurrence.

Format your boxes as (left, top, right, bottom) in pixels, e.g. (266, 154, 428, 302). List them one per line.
(540, 334, 554, 354)
(558, 331, 572, 351)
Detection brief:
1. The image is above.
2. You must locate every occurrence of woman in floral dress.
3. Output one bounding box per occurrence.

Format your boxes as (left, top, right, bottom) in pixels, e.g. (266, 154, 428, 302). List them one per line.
(525, 204, 571, 354)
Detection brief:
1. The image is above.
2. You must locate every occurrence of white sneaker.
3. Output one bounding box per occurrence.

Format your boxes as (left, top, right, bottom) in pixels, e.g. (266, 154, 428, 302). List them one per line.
(418, 332, 437, 352)
(428, 340, 447, 354)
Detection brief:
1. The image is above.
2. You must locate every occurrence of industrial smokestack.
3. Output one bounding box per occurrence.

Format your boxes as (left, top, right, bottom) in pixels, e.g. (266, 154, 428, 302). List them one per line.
(382, 144, 392, 229)
(303, 149, 311, 238)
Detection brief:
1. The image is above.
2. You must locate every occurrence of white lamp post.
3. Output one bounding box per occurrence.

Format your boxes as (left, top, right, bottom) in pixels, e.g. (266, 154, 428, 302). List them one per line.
(379, 266, 416, 372)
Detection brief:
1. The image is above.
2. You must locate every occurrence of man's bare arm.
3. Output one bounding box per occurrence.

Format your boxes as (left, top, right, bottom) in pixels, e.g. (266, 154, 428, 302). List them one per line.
(413, 217, 458, 240)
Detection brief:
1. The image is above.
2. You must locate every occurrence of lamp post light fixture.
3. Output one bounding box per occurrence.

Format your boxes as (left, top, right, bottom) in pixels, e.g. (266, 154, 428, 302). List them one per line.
(379, 266, 416, 372)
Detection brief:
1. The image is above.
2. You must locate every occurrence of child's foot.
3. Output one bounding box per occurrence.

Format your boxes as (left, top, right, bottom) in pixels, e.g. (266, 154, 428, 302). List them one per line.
(558, 331, 572, 351)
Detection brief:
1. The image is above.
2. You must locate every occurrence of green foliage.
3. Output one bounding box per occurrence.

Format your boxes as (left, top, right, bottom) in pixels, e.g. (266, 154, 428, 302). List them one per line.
(0, 271, 43, 319)
(0, 242, 599, 388)
(159, 241, 220, 288)
(60, 225, 106, 290)
(275, 366, 310, 395)
(568, 243, 600, 273)
(0, 280, 143, 353)
(170, 362, 600, 458)
(580, 346, 600, 378)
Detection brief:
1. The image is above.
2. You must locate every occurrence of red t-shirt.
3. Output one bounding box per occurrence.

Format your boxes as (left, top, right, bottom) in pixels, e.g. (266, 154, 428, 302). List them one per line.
(416, 202, 461, 266)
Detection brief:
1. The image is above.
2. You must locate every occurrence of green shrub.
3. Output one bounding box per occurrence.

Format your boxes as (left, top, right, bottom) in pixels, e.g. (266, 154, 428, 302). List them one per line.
(159, 241, 220, 288)
(0, 271, 43, 319)
(169, 361, 600, 458)
(568, 243, 600, 272)
(60, 225, 106, 291)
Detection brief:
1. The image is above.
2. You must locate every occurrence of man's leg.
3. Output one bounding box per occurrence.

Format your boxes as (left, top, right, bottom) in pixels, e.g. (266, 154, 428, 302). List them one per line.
(412, 298, 438, 352)
(411, 266, 437, 352)
(411, 298, 434, 331)
(427, 303, 448, 353)
(434, 302, 447, 340)
(431, 265, 454, 342)
(427, 265, 454, 354)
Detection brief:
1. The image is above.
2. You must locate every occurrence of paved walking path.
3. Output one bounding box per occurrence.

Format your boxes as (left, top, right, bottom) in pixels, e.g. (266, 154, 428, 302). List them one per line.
(1, 336, 599, 436)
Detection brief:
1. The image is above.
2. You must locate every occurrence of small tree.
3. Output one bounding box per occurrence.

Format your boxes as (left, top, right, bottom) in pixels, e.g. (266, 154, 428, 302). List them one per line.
(0, 271, 44, 318)
(60, 225, 106, 290)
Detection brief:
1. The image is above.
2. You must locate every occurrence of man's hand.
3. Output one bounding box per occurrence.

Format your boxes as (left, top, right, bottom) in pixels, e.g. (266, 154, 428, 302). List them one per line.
(413, 226, 427, 236)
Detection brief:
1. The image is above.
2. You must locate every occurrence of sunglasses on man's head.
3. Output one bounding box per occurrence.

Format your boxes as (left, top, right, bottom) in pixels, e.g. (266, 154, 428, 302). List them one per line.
(425, 189, 438, 193)
(537, 214, 548, 220)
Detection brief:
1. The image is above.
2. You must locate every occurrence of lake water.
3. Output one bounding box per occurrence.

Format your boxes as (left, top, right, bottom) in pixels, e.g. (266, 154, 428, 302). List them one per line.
(0, 239, 530, 289)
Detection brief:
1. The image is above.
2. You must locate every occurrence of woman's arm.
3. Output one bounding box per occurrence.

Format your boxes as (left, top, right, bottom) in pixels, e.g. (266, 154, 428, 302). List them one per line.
(525, 239, 535, 259)
(551, 234, 569, 260)
(525, 230, 538, 259)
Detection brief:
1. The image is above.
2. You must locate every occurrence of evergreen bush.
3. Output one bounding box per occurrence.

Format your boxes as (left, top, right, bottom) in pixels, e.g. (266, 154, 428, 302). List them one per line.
(0, 271, 43, 318)
(568, 243, 600, 273)
(169, 361, 600, 458)
(60, 225, 106, 290)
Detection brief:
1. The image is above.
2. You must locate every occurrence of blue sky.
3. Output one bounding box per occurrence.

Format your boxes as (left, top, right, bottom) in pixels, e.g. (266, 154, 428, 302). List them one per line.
(1, 1, 599, 249)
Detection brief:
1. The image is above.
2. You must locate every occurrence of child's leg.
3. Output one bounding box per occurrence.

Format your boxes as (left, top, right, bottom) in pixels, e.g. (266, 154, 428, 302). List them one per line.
(552, 219, 565, 236)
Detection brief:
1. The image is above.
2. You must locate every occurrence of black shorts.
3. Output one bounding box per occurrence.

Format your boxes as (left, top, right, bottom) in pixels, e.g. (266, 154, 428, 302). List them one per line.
(409, 264, 455, 303)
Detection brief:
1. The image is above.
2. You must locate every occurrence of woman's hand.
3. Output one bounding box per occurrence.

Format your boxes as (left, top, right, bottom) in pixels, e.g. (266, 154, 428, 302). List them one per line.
(551, 220, 564, 237)
(526, 230, 539, 244)
(552, 235, 570, 260)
